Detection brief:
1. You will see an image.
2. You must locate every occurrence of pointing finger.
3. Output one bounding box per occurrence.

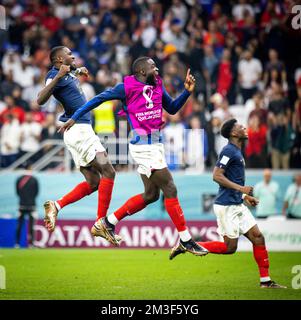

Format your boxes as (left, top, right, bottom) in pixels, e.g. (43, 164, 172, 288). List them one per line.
(186, 68, 191, 79)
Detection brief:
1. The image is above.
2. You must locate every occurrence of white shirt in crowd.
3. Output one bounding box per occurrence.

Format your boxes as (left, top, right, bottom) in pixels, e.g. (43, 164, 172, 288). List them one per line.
(163, 122, 185, 165)
(0, 119, 21, 155)
(20, 122, 42, 153)
(232, 4, 255, 21)
(186, 129, 205, 171)
(238, 58, 262, 89)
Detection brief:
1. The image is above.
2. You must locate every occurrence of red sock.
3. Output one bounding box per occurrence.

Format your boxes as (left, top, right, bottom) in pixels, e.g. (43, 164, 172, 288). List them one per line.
(57, 181, 93, 209)
(114, 194, 146, 221)
(198, 241, 228, 254)
(164, 198, 187, 232)
(253, 245, 270, 279)
(97, 177, 114, 219)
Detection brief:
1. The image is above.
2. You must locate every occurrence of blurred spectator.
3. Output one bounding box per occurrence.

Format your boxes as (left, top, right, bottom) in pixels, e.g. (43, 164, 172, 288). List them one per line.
(93, 100, 116, 135)
(245, 115, 268, 168)
(210, 93, 232, 122)
(232, 0, 255, 22)
(211, 116, 227, 156)
(132, 17, 157, 49)
(247, 91, 268, 125)
(216, 48, 234, 102)
(263, 48, 287, 92)
(238, 49, 262, 103)
(260, 0, 284, 30)
(41, 6, 62, 33)
(267, 83, 291, 117)
(253, 169, 280, 218)
(12, 87, 30, 112)
(161, 18, 188, 54)
(0, 96, 25, 125)
(167, 0, 188, 27)
(41, 113, 61, 142)
(19, 112, 42, 165)
(203, 20, 225, 58)
(291, 85, 301, 168)
(282, 173, 301, 219)
(163, 113, 185, 170)
(15, 165, 39, 248)
(269, 113, 294, 169)
(185, 115, 208, 171)
(1, 49, 22, 77)
(202, 45, 218, 94)
(0, 114, 21, 168)
(13, 57, 36, 89)
(0, 70, 21, 99)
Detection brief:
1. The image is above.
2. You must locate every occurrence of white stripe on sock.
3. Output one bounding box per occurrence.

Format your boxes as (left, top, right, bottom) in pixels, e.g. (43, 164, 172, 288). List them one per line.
(107, 213, 119, 226)
(179, 229, 191, 242)
(260, 276, 271, 282)
(54, 201, 61, 211)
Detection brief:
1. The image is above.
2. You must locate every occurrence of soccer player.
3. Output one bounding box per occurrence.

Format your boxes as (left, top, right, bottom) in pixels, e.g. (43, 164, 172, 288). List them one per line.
(59, 56, 208, 257)
(169, 118, 286, 288)
(37, 46, 118, 240)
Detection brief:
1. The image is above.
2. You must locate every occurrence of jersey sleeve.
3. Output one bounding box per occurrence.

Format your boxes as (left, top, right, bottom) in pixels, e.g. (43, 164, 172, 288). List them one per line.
(162, 85, 190, 115)
(215, 148, 233, 169)
(71, 83, 125, 121)
(45, 71, 68, 88)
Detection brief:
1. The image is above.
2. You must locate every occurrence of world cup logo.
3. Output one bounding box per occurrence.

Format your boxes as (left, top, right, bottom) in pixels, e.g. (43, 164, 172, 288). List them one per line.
(143, 85, 154, 109)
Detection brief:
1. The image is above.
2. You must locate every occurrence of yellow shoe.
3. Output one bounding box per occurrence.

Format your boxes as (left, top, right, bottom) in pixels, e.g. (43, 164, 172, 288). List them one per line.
(43, 200, 58, 232)
(91, 218, 121, 246)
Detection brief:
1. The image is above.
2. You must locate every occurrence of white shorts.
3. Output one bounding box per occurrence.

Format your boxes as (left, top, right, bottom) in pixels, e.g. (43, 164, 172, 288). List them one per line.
(213, 203, 257, 239)
(64, 124, 106, 168)
(129, 143, 167, 178)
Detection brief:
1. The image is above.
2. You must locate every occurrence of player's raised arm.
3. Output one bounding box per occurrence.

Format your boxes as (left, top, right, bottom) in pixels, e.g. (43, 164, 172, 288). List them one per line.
(58, 83, 126, 133)
(213, 166, 253, 195)
(162, 69, 195, 115)
(184, 69, 196, 93)
(37, 64, 70, 105)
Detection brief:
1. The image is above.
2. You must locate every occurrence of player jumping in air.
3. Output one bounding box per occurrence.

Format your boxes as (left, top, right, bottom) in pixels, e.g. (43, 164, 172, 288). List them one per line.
(59, 56, 208, 257)
(37, 46, 120, 242)
(169, 118, 286, 288)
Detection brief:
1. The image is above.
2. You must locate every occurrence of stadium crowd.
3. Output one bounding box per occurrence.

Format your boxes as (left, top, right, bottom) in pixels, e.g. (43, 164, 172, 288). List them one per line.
(0, 0, 301, 171)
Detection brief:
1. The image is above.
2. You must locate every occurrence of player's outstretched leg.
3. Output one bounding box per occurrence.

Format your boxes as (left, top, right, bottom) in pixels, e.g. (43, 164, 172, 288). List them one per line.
(245, 225, 287, 289)
(169, 240, 229, 260)
(150, 168, 208, 257)
(44, 180, 94, 232)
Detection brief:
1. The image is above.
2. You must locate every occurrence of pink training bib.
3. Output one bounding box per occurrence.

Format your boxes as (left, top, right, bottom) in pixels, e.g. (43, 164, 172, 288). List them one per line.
(122, 75, 164, 136)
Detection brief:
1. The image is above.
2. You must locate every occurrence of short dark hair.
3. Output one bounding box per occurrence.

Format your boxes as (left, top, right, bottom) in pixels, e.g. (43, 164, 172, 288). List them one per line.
(220, 118, 237, 139)
(132, 56, 150, 75)
(50, 46, 65, 64)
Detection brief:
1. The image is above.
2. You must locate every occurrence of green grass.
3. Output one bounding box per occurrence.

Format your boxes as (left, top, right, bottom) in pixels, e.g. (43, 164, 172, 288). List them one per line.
(0, 249, 300, 300)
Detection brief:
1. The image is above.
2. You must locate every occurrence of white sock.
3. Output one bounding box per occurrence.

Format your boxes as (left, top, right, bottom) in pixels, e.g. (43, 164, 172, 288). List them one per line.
(179, 229, 191, 242)
(54, 201, 61, 211)
(260, 276, 271, 282)
(107, 213, 119, 226)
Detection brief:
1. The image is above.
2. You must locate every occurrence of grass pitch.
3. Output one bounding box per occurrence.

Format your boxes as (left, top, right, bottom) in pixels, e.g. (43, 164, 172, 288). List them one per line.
(0, 249, 300, 300)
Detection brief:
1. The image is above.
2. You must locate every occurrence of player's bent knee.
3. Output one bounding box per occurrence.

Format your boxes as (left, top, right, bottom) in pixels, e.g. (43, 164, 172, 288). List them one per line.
(254, 233, 265, 246)
(226, 247, 237, 254)
(163, 182, 177, 198)
(102, 167, 116, 180)
(88, 180, 100, 192)
(143, 192, 160, 204)
(225, 241, 237, 254)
